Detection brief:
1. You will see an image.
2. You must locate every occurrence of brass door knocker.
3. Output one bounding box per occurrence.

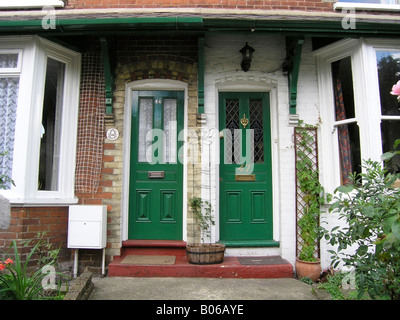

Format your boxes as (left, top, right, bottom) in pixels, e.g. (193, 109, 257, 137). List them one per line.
(240, 114, 249, 129)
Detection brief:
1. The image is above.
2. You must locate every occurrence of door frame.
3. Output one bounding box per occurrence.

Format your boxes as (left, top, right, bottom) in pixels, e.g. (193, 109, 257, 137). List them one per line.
(122, 79, 189, 241)
(212, 80, 280, 246)
(218, 91, 273, 244)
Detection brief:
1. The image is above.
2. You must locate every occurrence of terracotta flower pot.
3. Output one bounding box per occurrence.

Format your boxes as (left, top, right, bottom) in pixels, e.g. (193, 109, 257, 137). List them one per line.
(295, 258, 321, 282)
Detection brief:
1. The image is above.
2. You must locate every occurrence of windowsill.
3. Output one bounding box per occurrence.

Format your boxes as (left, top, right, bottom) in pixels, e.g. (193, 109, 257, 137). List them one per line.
(7, 196, 78, 207)
(334, 2, 400, 12)
(0, 0, 64, 9)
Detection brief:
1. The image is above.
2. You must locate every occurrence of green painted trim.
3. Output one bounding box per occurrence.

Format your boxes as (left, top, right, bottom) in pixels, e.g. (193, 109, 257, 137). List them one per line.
(219, 240, 280, 247)
(283, 37, 304, 115)
(198, 36, 205, 114)
(0, 16, 399, 37)
(0, 17, 204, 34)
(203, 18, 400, 37)
(100, 37, 114, 117)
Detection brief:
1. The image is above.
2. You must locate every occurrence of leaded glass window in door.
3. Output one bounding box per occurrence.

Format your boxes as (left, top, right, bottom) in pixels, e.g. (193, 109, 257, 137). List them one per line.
(225, 99, 240, 164)
(250, 99, 264, 163)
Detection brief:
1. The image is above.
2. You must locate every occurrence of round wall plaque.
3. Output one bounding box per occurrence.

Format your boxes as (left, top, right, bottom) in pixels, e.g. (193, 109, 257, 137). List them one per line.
(106, 128, 119, 141)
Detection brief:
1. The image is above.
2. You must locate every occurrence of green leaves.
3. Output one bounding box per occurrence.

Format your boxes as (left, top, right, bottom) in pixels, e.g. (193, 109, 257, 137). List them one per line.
(391, 219, 400, 240)
(336, 185, 354, 194)
(295, 124, 328, 262)
(326, 158, 400, 300)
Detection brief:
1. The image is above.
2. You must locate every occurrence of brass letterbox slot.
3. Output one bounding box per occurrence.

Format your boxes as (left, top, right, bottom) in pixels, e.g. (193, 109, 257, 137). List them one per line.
(148, 171, 165, 179)
(235, 174, 255, 181)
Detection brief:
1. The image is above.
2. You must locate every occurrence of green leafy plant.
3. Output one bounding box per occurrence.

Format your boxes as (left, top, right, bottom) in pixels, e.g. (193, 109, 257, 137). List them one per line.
(0, 240, 66, 300)
(0, 151, 15, 189)
(22, 232, 61, 269)
(326, 142, 400, 300)
(189, 197, 215, 244)
(317, 271, 346, 300)
(296, 123, 330, 262)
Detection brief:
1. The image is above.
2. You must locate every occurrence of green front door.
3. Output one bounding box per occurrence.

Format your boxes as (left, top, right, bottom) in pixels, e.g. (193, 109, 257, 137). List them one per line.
(128, 91, 184, 240)
(219, 92, 274, 245)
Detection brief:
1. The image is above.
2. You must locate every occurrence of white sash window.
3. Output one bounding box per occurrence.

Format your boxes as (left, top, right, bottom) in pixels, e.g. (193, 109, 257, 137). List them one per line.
(0, 36, 81, 204)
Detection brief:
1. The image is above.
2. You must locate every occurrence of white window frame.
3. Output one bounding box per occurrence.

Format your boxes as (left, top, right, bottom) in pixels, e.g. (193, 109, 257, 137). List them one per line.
(315, 38, 400, 193)
(0, 0, 64, 9)
(334, 1, 400, 12)
(0, 36, 81, 205)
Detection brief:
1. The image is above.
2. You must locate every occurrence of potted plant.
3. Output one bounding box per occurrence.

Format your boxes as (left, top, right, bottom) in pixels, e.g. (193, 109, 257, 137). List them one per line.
(295, 123, 329, 281)
(186, 197, 225, 264)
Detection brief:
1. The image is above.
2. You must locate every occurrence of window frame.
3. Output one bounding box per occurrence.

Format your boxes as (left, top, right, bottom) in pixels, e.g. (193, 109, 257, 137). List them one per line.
(0, 36, 81, 205)
(315, 38, 400, 193)
(334, 1, 400, 12)
(0, 0, 64, 9)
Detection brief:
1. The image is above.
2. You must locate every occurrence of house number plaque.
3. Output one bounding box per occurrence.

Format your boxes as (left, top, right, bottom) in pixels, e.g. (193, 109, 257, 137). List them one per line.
(106, 128, 119, 141)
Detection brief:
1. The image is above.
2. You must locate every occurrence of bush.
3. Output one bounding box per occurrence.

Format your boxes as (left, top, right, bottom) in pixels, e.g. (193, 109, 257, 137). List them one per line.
(326, 152, 400, 300)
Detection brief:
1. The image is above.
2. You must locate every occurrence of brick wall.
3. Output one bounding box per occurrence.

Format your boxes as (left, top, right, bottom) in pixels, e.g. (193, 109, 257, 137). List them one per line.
(0, 207, 70, 270)
(65, 0, 333, 12)
(71, 34, 200, 272)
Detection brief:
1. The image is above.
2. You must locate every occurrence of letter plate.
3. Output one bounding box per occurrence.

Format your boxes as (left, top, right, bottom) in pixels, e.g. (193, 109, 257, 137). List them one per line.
(235, 174, 255, 181)
(148, 171, 165, 179)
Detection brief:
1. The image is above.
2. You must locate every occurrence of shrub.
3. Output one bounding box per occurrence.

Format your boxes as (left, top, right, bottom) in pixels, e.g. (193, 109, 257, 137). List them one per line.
(326, 147, 400, 300)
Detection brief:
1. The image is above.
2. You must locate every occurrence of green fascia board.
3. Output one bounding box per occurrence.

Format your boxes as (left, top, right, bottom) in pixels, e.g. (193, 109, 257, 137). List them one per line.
(0, 16, 399, 37)
(0, 17, 204, 33)
(203, 18, 400, 37)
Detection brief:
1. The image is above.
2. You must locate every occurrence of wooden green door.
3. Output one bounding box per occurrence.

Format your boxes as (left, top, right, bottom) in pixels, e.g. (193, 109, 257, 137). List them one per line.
(128, 91, 184, 240)
(219, 92, 274, 245)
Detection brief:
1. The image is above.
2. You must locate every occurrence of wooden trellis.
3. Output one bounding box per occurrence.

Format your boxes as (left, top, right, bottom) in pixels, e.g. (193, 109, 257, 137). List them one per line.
(294, 126, 320, 260)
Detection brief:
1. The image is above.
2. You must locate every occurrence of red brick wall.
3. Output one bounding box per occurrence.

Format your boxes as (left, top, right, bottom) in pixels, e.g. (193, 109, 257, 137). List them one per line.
(0, 207, 70, 269)
(116, 34, 198, 72)
(0, 34, 199, 275)
(65, 0, 333, 11)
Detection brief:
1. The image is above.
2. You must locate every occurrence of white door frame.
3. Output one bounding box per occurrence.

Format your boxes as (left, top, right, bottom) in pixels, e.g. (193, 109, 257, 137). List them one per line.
(121, 79, 189, 241)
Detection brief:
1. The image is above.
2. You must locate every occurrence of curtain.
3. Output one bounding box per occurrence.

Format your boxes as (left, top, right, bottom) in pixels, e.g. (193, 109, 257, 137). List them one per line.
(0, 77, 19, 188)
(334, 79, 352, 185)
(138, 98, 153, 163)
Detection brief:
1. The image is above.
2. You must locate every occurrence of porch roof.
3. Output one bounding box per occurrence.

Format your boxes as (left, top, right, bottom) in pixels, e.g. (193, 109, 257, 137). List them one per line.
(0, 8, 399, 37)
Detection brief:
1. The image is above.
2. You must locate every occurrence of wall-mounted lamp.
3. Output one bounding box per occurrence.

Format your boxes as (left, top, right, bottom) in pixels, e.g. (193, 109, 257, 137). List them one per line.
(239, 42, 255, 72)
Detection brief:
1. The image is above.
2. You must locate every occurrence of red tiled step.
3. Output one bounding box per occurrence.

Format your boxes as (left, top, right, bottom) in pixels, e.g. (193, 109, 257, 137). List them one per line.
(119, 240, 187, 256)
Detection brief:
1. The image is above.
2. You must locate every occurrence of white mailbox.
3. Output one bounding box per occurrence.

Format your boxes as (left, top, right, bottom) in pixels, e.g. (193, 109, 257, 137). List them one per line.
(68, 205, 107, 249)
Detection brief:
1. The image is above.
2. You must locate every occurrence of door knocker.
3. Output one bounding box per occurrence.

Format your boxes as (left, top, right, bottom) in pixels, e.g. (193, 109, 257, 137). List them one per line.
(240, 114, 249, 129)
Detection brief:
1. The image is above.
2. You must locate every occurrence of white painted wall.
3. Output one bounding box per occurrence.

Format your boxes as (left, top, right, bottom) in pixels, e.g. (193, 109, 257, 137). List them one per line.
(202, 34, 324, 268)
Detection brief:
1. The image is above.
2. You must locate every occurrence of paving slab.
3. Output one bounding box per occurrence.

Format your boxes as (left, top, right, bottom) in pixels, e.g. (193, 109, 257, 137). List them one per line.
(89, 276, 323, 300)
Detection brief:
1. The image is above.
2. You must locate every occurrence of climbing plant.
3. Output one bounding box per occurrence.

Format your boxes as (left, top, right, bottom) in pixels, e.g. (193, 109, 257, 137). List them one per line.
(295, 122, 330, 262)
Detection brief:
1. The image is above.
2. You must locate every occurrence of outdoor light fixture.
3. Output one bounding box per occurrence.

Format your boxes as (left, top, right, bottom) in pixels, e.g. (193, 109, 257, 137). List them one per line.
(239, 42, 255, 72)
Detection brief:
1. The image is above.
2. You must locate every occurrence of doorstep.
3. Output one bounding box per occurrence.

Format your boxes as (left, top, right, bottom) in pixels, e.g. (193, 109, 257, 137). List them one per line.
(108, 240, 293, 278)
